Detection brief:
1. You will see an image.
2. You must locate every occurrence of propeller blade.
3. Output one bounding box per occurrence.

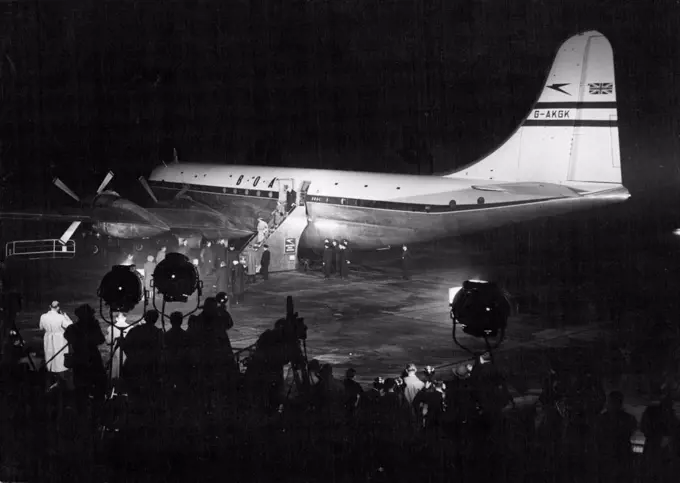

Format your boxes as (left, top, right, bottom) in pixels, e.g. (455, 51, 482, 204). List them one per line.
(138, 176, 159, 203)
(53, 177, 81, 202)
(59, 221, 82, 244)
(96, 170, 115, 194)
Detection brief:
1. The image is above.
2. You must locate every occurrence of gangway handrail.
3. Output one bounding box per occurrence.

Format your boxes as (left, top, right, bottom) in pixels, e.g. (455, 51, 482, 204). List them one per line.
(5, 238, 76, 259)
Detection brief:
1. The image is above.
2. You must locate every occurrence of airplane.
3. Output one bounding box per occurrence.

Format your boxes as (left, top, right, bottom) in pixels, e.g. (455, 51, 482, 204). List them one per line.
(2, 30, 629, 263)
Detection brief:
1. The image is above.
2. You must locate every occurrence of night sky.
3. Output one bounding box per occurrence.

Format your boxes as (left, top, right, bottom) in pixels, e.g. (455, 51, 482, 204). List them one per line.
(0, 0, 678, 210)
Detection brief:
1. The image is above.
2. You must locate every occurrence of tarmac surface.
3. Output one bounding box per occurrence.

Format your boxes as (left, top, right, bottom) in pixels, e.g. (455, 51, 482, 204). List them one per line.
(6, 206, 680, 419)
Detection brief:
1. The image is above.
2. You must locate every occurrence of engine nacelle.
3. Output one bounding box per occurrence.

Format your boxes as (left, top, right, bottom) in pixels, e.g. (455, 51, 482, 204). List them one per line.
(91, 191, 170, 239)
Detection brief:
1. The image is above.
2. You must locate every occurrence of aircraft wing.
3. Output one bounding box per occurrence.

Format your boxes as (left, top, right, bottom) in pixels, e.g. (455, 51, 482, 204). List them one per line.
(145, 206, 255, 239)
(0, 207, 162, 226)
(471, 182, 584, 198)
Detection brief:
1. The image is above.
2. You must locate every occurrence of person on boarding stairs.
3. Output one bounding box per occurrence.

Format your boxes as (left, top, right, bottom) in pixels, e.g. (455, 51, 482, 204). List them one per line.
(401, 245, 412, 280)
(40, 300, 74, 392)
(260, 244, 271, 280)
(256, 218, 269, 245)
(177, 239, 189, 256)
(322, 240, 333, 279)
(231, 259, 246, 304)
(143, 255, 156, 295)
(246, 246, 259, 283)
(286, 187, 297, 212)
(273, 203, 284, 226)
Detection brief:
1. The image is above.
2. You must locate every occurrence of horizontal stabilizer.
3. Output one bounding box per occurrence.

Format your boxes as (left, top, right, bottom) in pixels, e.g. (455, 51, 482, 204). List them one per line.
(472, 182, 583, 197)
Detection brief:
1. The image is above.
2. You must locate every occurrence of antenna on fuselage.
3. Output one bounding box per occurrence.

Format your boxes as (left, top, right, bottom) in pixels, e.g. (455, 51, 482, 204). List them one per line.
(172, 148, 179, 164)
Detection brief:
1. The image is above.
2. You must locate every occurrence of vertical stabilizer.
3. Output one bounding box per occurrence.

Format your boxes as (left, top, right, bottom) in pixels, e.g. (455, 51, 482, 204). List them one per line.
(447, 31, 621, 186)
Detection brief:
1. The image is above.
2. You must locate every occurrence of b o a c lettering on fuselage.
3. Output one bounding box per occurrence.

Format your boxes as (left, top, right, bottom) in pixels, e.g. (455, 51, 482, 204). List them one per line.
(531, 109, 572, 119)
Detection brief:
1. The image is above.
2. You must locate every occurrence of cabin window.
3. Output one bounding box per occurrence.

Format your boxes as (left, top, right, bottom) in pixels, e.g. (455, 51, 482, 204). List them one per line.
(364, 185, 368, 188)
(268, 178, 277, 189)
(477, 197, 485, 204)
(396, 187, 401, 190)
(245, 189, 250, 195)
(334, 182, 339, 186)
(236, 175, 243, 186)
(254, 176, 260, 187)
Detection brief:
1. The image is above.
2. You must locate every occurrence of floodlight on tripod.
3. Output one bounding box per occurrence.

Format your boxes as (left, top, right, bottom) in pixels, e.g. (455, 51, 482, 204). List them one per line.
(449, 280, 511, 355)
(97, 265, 144, 313)
(152, 252, 202, 303)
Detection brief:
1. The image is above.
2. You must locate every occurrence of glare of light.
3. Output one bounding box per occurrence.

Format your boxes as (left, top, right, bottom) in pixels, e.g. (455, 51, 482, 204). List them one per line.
(313, 219, 340, 230)
(449, 287, 462, 304)
(673, 229, 680, 236)
(468, 279, 488, 284)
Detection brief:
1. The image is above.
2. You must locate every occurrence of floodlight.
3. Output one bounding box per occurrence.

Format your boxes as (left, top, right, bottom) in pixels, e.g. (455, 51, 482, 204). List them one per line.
(450, 280, 510, 339)
(97, 265, 143, 312)
(152, 252, 199, 303)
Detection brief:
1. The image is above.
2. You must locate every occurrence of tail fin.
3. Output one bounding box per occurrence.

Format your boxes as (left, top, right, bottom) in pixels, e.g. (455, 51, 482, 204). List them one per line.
(447, 31, 621, 186)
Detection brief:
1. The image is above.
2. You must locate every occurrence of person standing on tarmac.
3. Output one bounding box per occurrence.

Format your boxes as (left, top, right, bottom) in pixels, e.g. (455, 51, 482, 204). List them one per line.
(215, 261, 229, 296)
(260, 244, 271, 280)
(322, 239, 332, 279)
(246, 246, 259, 283)
(339, 240, 350, 279)
(200, 241, 215, 276)
(156, 246, 167, 265)
(401, 245, 412, 280)
(331, 239, 340, 274)
(231, 260, 246, 304)
(226, 244, 239, 267)
(143, 255, 156, 296)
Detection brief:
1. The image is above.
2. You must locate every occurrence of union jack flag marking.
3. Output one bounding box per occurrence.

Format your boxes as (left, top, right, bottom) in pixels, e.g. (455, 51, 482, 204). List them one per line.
(588, 82, 613, 95)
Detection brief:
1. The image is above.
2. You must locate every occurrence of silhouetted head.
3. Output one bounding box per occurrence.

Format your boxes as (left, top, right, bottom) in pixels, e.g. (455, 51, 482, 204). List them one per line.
(308, 359, 321, 374)
(373, 377, 384, 390)
(345, 368, 357, 380)
(170, 311, 183, 328)
(144, 310, 159, 326)
(607, 390, 624, 411)
(384, 378, 396, 392)
(74, 304, 95, 322)
(263, 244, 269, 250)
(202, 298, 218, 318)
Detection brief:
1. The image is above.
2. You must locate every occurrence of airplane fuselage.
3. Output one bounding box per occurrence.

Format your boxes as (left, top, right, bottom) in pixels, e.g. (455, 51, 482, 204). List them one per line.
(147, 163, 627, 250)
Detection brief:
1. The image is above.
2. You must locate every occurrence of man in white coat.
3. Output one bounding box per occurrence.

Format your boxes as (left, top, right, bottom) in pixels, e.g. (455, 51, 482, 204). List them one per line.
(39, 300, 73, 391)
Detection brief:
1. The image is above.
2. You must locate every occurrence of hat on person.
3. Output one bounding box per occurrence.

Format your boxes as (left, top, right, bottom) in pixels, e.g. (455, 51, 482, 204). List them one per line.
(263, 244, 269, 249)
(50, 301, 60, 309)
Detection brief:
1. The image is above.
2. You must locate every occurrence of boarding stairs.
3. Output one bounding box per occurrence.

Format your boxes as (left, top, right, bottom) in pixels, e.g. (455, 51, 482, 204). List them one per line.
(237, 187, 310, 273)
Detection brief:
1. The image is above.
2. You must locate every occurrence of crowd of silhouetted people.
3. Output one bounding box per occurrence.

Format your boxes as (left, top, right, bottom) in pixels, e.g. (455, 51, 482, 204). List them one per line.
(1, 295, 680, 483)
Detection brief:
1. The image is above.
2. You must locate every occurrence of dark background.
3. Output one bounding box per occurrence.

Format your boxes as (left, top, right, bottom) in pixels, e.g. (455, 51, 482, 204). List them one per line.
(0, 0, 678, 210)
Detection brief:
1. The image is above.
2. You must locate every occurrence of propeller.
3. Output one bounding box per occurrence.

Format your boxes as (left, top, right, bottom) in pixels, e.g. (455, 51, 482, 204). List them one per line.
(52, 170, 115, 204)
(52, 171, 115, 244)
(138, 176, 159, 203)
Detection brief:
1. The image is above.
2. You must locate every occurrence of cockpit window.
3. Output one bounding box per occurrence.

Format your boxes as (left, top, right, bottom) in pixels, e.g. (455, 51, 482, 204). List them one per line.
(253, 176, 260, 187)
(236, 175, 243, 186)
